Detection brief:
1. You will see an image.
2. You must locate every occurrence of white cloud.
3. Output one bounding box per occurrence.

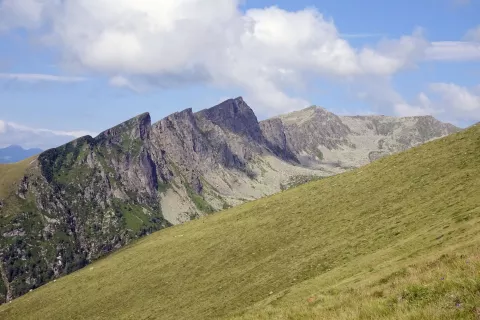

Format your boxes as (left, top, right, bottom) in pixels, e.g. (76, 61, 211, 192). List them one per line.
(465, 26, 480, 42)
(1, 1, 478, 118)
(389, 83, 480, 124)
(430, 83, 480, 114)
(0, 73, 86, 82)
(394, 103, 428, 117)
(426, 41, 480, 61)
(0, 0, 47, 30)
(394, 93, 435, 117)
(354, 77, 438, 118)
(0, 0, 433, 114)
(0, 120, 96, 149)
(357, 78, 480, 124)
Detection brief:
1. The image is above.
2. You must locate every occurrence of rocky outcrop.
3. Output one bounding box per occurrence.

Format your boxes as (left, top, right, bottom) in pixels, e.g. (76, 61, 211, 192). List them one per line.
(335, 114, 460, 165)
(0, 99, 459, 304)
(196, 97, 264, 142)
(262, 106, 353, 166)
(261, 106, 460, 168)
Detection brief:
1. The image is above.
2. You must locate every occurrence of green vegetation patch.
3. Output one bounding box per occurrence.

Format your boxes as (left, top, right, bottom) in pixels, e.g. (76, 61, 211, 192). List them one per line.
(186, 185, 215, 214)
(0, 157, 36, 200)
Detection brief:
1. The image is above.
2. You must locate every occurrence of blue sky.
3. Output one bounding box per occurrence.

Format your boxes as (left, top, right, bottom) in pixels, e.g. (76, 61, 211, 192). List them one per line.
(0, 0, 479, 149)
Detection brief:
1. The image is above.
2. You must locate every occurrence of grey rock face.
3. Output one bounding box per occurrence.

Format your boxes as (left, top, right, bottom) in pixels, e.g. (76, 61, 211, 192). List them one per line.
(262, 106, 353, 166)
(337, 114, 460, 165)
(151, 108, 209, 193)
(196, 97, 264, 142)
(278, 106, 351, 148)
(0, 99, 460, 304)
(260, 118, 298, 163)
(261, 106, 459, 168)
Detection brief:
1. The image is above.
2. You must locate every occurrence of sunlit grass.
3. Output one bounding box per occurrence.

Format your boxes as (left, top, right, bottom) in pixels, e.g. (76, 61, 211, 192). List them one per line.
(0, 156, 36, 200)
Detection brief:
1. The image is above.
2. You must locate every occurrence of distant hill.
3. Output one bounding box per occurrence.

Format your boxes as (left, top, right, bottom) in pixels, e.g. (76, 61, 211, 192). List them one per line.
(0, 98, 458, 305)
(0, 121, 478, 319)
(0, 145, 42, 164)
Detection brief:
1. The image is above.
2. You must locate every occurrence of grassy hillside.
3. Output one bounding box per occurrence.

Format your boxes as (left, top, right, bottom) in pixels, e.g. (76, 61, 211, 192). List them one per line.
(1, 124, 480, 320)
(0, 157, 36, 200)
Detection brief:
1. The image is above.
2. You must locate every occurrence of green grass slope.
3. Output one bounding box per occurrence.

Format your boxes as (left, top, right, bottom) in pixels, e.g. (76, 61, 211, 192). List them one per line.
(0, 157, 36, 200)
(1, 125, 480, 320)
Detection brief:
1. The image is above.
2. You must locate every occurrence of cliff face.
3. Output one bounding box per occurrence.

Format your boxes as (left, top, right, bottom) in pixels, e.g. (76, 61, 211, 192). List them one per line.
(0, 98, 459, 303)
(196, 97, 264, 142)
(0, 114, 171, 301)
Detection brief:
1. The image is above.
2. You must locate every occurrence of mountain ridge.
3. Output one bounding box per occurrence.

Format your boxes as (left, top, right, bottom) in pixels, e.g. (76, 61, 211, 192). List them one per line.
(0, 98, 459, 303)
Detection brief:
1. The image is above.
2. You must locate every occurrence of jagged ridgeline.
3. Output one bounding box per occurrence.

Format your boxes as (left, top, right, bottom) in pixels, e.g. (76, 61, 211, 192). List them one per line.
(0, 113, 173, 303)
(0, 98, 291, 303)
(0, 97, 459, 304)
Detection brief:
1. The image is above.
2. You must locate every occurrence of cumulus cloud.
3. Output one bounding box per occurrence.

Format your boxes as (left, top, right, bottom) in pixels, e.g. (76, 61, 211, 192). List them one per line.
(0, 120, 96, 149)
(379, 83, 480, 124)
(0, 0, 435, 114)
(394, 93, 435, 117)
(0, 0, 48, 30)
(429, 83, 480, 119)
(354, 78, 431, 118)
(1, 0, 479, 116)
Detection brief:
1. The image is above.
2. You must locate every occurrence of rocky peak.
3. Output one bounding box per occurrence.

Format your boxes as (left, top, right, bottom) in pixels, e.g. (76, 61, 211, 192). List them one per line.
(95, 112, 152, 145)
(153, 109, 195, 133)
(38, 112, 153, 182)
(170, 108, 195, 121)
(271, 105, 351, 153)
(276, 106, 351, 140)
(195, 97, 264, 142)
